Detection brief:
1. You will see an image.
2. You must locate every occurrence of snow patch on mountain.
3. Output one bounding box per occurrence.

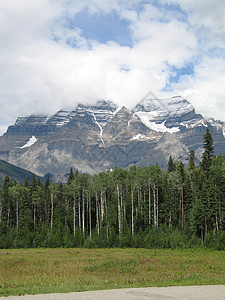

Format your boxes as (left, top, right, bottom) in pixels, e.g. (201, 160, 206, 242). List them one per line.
(132, 95, 198, 133)
(207, 118, 225, 137)
(77, 100, 118, 126)
(113, 106, 123, 116)
(133, 96, 194, 119)
(131, 134, 150, 141)
(15, 116, 29, 125)
(92, 112, 104, 145)
(185, 119, 208, 129)
(135, 112, 180, 133)
(20, 136, 38, 149)
(44, 110, 71, 127)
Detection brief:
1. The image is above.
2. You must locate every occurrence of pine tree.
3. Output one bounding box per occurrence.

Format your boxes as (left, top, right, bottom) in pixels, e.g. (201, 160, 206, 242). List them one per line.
(30, 174, 37, 195)
(44, 176, 50, 225)
(178, 162, 185, 231)
(67, 167, 75, 185)
(167, 155, 176, 172)
(24, 176, 30, 188)
(37, 177, 43, 188)
(2, 175, 10, 227)
(188, 150, 196, 185)
(188, 150, 196, 171)
(201, 128, 214, 176)
(57, 182, 63, 205)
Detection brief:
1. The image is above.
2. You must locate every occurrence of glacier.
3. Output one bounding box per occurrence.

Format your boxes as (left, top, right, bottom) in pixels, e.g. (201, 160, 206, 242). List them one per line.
(20, 136, 38, 149)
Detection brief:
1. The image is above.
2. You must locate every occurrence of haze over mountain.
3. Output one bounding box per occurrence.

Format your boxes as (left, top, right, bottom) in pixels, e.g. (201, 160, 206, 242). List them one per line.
(0, 95, 225, 182)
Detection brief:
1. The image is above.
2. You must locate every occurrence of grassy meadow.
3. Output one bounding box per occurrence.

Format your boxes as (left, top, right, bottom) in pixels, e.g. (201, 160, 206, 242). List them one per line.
(0, 248, 225, 297)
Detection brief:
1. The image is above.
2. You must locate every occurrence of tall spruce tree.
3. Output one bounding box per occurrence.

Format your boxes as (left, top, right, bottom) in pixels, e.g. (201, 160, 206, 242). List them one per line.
(201, 128, 214, 177)
(188, 150, 197, 189)
(178, 162, 185, 230)
(30, 174, 37, 195)
(167, 155, 176, 172)
(67, 167, 75, 185)
(2, 175, 10, 227)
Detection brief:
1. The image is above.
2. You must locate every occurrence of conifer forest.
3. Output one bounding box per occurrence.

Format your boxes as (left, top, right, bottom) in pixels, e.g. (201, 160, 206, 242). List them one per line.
(0, 129, 225, 249)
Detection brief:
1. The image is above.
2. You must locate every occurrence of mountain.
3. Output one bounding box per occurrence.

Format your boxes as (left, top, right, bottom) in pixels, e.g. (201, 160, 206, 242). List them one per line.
(133, 95, 201, 132)
(0, 97, 225, 182)
(0, 159, 44, 187)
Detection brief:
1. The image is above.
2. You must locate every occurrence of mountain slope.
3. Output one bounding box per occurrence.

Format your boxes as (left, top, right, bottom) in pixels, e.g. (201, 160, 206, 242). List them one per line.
(0, 159, 43, 186)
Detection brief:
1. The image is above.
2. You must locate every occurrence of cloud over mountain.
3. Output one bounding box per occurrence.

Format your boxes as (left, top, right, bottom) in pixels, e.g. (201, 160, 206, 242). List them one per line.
(0, 0, 224, 135)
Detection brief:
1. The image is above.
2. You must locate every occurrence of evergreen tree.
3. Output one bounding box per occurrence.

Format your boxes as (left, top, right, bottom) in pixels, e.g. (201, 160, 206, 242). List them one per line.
(2, 175, 10, 227)
(67, 167, 75, 185)
(24, 176, 30, 188)
(57, 182, 63, 205)
(30, 174, 37, 194)
(37, 177, 43, 188)
(44, 177, 50, 225)
(188, 150, 197, 189)
(177, 162, 186, 231)
(188, 150, 196, 172)
(0, 188, 3, 224)
(8, 185, 20, 233)
(167, 155, 176, 172)
(201, 128, 214, 176)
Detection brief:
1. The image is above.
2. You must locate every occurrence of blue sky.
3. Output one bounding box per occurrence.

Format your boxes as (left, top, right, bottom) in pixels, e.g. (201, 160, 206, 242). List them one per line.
(67, 10, 133, 47)
(0, 0, 225, 134)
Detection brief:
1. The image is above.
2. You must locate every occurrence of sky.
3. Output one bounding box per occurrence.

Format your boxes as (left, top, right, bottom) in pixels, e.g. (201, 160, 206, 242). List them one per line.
(0, 0, 225, 135)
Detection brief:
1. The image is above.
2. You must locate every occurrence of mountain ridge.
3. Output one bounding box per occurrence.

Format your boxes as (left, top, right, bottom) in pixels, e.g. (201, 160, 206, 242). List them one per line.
(1, 97, 225, 181)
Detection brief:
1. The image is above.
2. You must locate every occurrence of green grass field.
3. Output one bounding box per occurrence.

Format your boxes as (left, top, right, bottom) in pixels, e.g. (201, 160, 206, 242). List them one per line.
(0, 248, 225, 297)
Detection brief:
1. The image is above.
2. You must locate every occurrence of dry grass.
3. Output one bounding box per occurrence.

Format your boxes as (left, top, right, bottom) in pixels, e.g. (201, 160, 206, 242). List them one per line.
(0, 248, 225, 296)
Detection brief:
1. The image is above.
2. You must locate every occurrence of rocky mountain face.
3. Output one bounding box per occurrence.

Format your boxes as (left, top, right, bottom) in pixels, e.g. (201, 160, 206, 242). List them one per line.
(0, 97, 225, 182)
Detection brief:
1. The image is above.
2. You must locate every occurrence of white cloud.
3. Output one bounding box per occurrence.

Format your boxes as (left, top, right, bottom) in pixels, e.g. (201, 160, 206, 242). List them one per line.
(158, 0, 225, 121)
(163, 0, 225, 47)
(172, 57, 225, 120)
(130, 21, 197, 68)
(0, 0, 225, 135)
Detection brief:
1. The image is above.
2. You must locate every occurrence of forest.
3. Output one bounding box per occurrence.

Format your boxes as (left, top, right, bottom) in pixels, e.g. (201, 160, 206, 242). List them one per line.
(0, 128, 225, 249)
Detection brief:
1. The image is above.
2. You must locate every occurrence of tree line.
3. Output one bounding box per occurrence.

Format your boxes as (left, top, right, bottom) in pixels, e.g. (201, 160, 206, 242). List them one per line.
(0, 128, 224, 249)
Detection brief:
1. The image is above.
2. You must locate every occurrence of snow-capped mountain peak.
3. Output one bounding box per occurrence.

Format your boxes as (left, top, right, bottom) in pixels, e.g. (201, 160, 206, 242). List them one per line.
(132, 95, 198, 133)
(76, 100, 118, 126)
(133, 95, 194, 117)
